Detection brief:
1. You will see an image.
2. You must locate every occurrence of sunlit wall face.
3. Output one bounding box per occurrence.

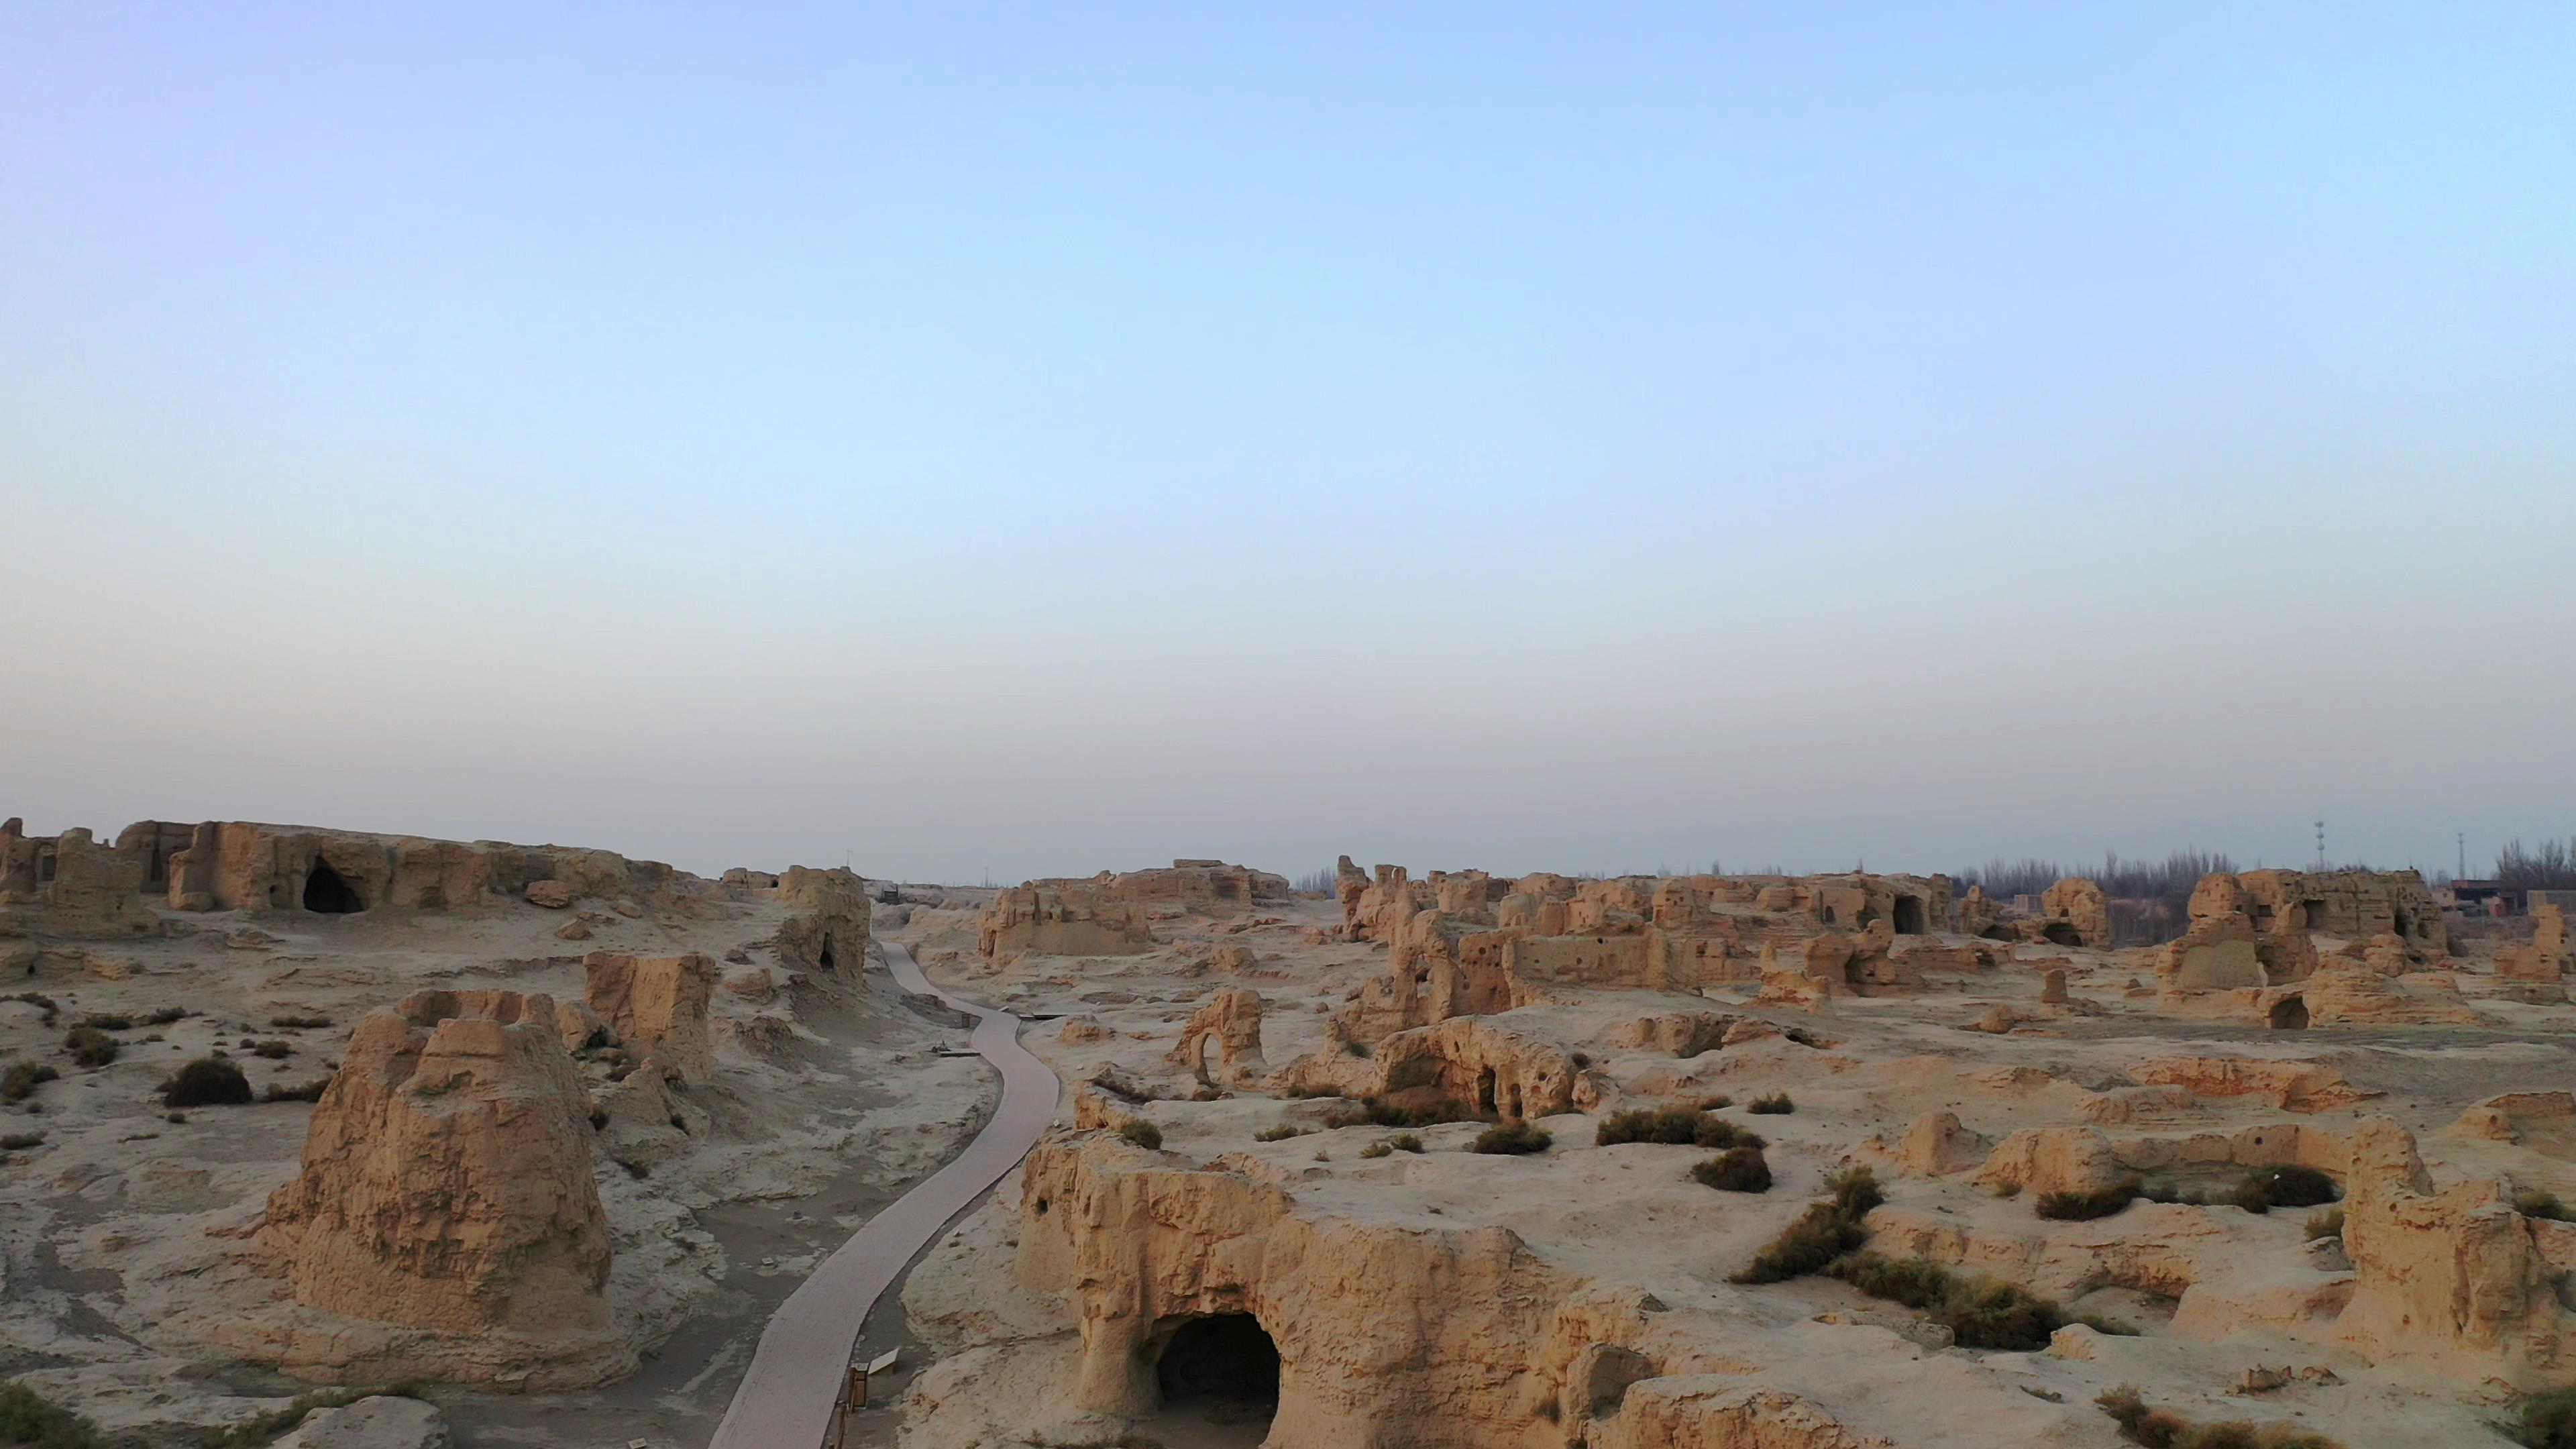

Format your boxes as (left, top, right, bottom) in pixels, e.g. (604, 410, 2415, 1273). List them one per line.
(5, 5, 2571, 883)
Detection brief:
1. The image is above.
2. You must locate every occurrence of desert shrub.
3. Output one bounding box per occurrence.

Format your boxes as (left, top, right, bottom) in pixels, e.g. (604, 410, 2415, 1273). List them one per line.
(2036, 1177, 2142, 1222)
(1698, 1093, 1733, 1110)
(64, 1028, 119, 1069)
(1594, 1106, 1762, 1150)
(1471, 1122, 1552, 1155)
(2515, 1190, 2573, 1224)
(2304, 1207, 2345, 1240)
(1691, 1145, 1771, 1193)
(162, 1058, 253, 1108)
(2139, 1181, 2208, 1207)
(1359, 1140, 1392, 1159)
(0, 1379, 105, 1448)
(199, 1383, 425, 1448)
(2096, 1383, 2343, 1448)
(250, 1040, 293, 1059)
(1254, 1124, 1308, 1142)
(1115, 1119, 1163, 1151)
(1825, 1252, 2115, 1350)
(1731, 1168, 1883, 1285)
(1189, 1085, 1222, 1102)
(1340, 1038, 1371, 1057)
(269, 1013, 332, 1030)
(265, 1079, 333, 1104)
(74, 1013, 131, 1031)
(1385, 1133, 1424, 1153)
(1, 1130, 44, 1150)
(3, 1062, 60, 1102)
(2508, 1386, 2576, 1448)
(1746, 1092, 1794, 1115)
(1319, 1096, 1479, 1130)
(2248, 1165, 2338, 1209)
(5, 992, 61, 1026)
(140, 1006, 189, 1026)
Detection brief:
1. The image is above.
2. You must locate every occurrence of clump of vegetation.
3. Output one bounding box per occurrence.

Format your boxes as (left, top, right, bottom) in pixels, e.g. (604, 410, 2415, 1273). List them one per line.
(1697, 1093, 1733, 1110)
(2037, 1177, 2143, 1222)
(140, 1006, 189, 1026)
(2506, 1385, 2576, 1448)
(264, 1079, 333, 1104)
(2226, 1165, 2339, 1216)
(1828, 1253, 2133, 1349)
(1359, 1140, 1392, 1159)
(269, 1013, 333, 1030)
(1318, 1096, 1480, 1130)
(2, 1062, 60, 1103)
(249, 1040, 294, 1059)
(1593, 1106, 1764, 1150)
(1340, 1038, 1372, 1057)
(1254, 1124, 1308, 1142)
(1189, 1085, 1222, 1102)
(0, 1379, 105, 1449)
(2139, 1181, 2208, 1207)
(2514, 1190, 2573, 1224)
(199, 1383, 425, 1448)
(161, 1058, 253, 1108)
(4, 993, 62, 1026)
(1115, 1119, 1163, 1151)
(64, 1027, 119, 1069)
(1471, 1122, 1552, 1155)
(0, 1130, 45, 1150)
(1746, 1092, 1794, 1115)
(1692, 1145, 1772, 1193)
(1731, 1167, 1883, 1285)
(2096, 1384, 2341, 1448)
(2304, 1207, 2345, 1241)
(73, 1012, 131, 1032)
(1385, 1133, 1424, 1153)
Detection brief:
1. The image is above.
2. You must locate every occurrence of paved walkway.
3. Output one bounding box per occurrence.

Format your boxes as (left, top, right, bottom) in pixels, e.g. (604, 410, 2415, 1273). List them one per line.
(707, 941, 1058, 1449)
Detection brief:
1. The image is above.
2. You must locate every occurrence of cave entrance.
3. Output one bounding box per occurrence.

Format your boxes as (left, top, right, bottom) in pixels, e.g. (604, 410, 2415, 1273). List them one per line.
(1892, 895, 1927, 935)
(302, 861, 364, 914)
(818, 939, 837, 972)
(2040, 922, 2083, 947)
(2268, 996, 2310, 1030)
(1475, 1066, 1498, 1115)
(1154, 1313, 1279, 1435)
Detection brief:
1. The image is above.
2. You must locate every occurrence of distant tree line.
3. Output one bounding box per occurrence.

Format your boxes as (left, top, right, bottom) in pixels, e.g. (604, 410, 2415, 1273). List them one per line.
(2495, 839, 2576, 890)
(1951, 851, 2241, 948)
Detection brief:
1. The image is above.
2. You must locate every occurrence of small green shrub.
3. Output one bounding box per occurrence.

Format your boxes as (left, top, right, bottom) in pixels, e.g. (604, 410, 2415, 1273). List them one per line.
(2036, 1177, 2141, 1222)
(1359, 1140, 1392, 1159)
(140, 1006, 189, 1026)
(1254, 1124, 1308, 1142)
(0, 1379, 105, 1448)
(64, 1028, 119, 1069)
(74, 1013, 131, 1032)
(1471, 1122, 1552, 1155)
(2304, 1207, 2345, 1240)
(1691, 1145, 1771, 1193)
(1116, 1119, 1163, 1150)
(269, 1013, 332, 1030)
(2508, 1385, 2576, 1449)
(1594, 1106, 1762, 1150)
(2514, 1190, 2573, 1224)
(1731, 1168, 1882, 1285)
(2, 1062, 60, 1102)
(1746, 1092, 1794, 1115)
(1340, 1038, 1371, 1057)
(250, 1040, 294, 1059)
(1318, 1096, 1480, 1130)
(162, 1058, 253, 1108)
(1385, 1132, 1425, 1153)
(2096, 1383, 2343, 1448)
(1697, 1093, 1733, 1110)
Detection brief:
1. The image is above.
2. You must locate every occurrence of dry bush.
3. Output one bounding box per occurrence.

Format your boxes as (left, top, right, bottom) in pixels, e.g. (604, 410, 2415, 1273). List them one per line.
(162, 1059, 252, 1108)
(2037, 1178, 2141, 1222)
(63, 1028, 119, 1069)
(1731, 1168, 1883, 1285)
(1115, 1119, 1163, 1151)
(1746, 1092, 1794, 1115)
(1691, 1145, 1771, 1193)
(1470, 1122, 1550, 1155)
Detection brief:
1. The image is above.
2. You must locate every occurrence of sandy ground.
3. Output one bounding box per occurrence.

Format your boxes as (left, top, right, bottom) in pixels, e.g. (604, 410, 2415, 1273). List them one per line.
(886, 894, 2576, 1449)
(0, 890, 996, 1448)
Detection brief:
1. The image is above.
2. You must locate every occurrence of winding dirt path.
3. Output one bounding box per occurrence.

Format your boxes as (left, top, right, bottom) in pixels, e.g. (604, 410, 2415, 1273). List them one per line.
(707, 941, 1057, 1449)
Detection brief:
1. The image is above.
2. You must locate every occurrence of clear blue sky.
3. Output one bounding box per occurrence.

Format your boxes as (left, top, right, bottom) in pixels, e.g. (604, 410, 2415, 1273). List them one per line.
(5, 4, 2571, 883)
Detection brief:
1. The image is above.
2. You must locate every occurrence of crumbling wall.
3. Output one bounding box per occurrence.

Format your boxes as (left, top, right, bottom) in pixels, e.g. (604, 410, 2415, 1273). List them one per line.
(978, 881, 1157, 958)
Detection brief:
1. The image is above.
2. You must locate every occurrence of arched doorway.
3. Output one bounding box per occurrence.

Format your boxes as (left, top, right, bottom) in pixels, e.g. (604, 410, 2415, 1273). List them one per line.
(1892, 896, 1927, 934)
(303, 861, 364, 914)
(1475, 1066, 1498, 1116)
(1155, 1313, 1279, 1438)
(2268, 996, 2309, 1030)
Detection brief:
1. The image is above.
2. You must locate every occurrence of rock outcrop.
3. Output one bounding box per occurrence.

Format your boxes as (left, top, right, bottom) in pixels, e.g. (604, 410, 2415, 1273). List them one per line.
(1165, 987, 1267, 1085)
(1285, 1016, 1603, 1119)
(2035, 877, 2109, 949)
(977, 881, 1157, 959)
(582, 951, 717, 1081)
(773, 865, 873, 976)
(253, 990, 626, 1388)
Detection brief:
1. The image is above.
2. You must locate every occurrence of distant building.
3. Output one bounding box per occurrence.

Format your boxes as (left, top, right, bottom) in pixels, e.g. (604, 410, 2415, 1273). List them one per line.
(2445, 879, 2527, 916)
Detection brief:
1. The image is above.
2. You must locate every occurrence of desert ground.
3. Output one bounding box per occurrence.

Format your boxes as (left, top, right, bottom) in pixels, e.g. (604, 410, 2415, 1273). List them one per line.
(7, 824, 2576, 1449)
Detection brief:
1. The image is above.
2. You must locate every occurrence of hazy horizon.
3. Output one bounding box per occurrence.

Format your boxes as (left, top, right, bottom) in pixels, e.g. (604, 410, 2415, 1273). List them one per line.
(7, 5, 2571, 887)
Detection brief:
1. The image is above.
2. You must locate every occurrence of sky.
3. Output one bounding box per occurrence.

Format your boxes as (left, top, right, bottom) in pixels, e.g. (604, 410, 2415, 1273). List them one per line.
(4, 4, 2571, 886)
